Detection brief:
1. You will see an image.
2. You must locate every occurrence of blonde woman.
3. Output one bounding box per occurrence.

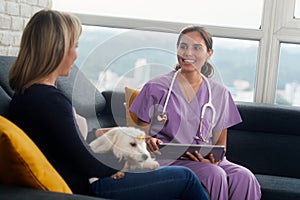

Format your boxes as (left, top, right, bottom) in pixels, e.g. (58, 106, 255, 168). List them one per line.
(8, 10, 208, 200)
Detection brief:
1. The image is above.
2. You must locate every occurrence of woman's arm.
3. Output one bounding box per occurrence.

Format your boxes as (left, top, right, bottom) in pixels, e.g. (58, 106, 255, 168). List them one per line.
(135, 119, 150, 135)
(182, 129, 227, 164)
(43, 92, 123, 178)
(135, 119, 162, 152)
(213, 129, 227, 148)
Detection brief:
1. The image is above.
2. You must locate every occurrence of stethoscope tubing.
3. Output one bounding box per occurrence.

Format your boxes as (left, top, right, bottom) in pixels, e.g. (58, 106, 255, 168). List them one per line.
(159, 69, 216, 142)
(161, 70, 180, 114)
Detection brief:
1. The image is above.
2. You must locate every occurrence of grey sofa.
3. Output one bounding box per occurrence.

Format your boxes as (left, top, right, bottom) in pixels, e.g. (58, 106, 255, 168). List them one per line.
(1, 55, 300, 199)
(227, 102, 300, 200)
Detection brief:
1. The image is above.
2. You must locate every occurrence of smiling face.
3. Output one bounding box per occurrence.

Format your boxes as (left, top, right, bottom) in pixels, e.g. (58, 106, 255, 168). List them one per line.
(177, 31, 213, 73)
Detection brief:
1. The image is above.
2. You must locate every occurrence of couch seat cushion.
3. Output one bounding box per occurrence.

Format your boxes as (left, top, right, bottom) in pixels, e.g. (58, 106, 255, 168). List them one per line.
(255, 174, 300, 200)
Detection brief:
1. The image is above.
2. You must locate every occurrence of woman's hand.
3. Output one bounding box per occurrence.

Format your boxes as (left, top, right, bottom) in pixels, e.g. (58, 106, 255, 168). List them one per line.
(95, 127, 112, 137)
(146, 137, 163, 153)
(181, 151, 220, 165)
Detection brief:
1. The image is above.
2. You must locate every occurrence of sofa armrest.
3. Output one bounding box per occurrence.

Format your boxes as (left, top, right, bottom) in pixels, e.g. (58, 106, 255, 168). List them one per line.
(0, 184, 106, 200)
(227, 102, 300, 178)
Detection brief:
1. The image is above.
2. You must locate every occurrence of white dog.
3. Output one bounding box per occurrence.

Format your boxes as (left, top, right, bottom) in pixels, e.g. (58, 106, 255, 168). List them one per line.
(89, 127, 159, 179)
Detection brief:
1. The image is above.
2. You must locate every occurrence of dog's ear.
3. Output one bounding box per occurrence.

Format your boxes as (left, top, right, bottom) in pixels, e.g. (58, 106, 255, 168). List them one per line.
(89, 128, 122, 153)
(89, 133, 114, 153)
(105, 129, 124, 160)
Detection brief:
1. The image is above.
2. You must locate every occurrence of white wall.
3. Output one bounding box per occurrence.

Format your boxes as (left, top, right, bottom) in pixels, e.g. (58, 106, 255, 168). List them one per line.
(0, 0, 52, 56)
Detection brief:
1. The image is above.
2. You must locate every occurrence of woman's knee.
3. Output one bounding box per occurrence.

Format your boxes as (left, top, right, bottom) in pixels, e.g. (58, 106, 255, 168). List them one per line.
(159, 166, 198, 181)
(213, 165, 227, 180)
(157, 166, 209, 200)
(234, 167, 257, 183)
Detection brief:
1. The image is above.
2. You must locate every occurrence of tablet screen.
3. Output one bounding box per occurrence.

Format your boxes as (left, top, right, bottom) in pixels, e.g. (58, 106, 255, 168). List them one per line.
(157, 143, 225, 161)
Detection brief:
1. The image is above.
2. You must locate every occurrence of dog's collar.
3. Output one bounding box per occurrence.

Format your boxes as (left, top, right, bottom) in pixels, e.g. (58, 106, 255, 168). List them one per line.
(120, 128, 146, 141)
(136, 136, 146, 141)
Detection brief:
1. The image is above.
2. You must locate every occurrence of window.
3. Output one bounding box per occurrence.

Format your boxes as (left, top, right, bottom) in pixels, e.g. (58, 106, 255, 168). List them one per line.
(76, 25, 257, 102)
(276, 43, 300, 106)
(295, 0, 300, 18)
(52, 0, 263, 29)
(77, 26, 177, 91)
(213, 38, 258, 102)
(52, 1, 300, 106)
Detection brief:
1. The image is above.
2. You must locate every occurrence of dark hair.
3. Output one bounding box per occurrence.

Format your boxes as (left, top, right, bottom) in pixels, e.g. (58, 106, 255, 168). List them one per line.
(175, 25, 214, 77)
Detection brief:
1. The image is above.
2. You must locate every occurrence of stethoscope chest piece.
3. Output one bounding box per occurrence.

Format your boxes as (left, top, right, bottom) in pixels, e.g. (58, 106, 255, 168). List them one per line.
(194, 136, 200, 140)
(194, 136, 210, 143)
(157, 113, 168, 122)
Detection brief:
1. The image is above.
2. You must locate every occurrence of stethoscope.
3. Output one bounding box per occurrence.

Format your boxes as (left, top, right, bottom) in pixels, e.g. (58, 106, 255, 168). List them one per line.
(157, 69, 216, 143)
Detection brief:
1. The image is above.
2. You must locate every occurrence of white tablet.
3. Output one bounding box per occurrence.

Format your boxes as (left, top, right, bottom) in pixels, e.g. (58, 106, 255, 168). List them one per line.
(157, 143, 226, 161)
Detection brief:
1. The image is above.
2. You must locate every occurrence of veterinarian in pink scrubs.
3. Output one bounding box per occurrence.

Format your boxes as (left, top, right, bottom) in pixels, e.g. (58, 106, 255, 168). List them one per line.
(130, 25, 261, 200)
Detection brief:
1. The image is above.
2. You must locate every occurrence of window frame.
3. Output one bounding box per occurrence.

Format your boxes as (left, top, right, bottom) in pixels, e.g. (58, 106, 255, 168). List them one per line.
(69, 0, 300, 104)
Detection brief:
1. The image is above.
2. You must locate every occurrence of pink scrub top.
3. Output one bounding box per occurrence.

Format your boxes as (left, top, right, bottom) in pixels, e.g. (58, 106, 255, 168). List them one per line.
(130, 70, 242, 145)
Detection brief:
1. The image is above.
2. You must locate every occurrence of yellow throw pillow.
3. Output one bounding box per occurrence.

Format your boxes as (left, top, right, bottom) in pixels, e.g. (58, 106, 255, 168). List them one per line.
(124, 87, 140, 126)
(0, 116, 72, 194)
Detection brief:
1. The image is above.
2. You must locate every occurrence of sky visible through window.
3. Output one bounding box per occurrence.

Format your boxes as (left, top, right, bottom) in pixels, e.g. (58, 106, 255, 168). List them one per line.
(52, 0, 263, 29)
(295, 0, 300, 18)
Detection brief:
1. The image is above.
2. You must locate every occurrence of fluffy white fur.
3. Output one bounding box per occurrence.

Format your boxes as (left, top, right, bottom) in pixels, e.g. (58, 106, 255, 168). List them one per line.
(89, 127, 159, 179)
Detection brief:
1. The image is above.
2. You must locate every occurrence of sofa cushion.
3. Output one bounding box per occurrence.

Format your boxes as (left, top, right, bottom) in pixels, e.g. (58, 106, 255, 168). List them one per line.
(100, 90, 127, 127)
(125, 86, 140, 126)
(0, 116, 72, 194)
(255, 174, 300, 200)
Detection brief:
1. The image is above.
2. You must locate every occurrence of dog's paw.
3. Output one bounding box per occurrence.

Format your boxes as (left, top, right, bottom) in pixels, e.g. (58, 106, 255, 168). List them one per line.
(111, 171, 125, 179)
(143, 159, 160, 170)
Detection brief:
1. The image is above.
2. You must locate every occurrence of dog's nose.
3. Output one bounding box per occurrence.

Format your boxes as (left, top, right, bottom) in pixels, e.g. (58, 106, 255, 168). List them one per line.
(142, 154, 148, 160)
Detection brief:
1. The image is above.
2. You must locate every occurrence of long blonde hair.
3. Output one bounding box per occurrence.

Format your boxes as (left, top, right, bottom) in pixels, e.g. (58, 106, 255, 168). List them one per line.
(9, 9, 82, 93)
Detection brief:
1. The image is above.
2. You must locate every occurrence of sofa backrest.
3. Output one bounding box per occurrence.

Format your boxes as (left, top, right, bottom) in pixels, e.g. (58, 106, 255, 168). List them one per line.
(0, 56, 118, 131)
(0, 86, 11, 117)
(0, 56, 15, 117)
(227, 101, 300, 179)
(56, 63, 108, 130)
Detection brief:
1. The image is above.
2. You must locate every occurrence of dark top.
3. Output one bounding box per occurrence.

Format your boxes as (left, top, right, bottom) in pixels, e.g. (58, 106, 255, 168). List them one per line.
(8, 84, 122, 195)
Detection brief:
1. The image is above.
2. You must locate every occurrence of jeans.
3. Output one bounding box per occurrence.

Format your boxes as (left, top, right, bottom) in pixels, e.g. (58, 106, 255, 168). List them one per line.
(91, 166, 208, 200)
